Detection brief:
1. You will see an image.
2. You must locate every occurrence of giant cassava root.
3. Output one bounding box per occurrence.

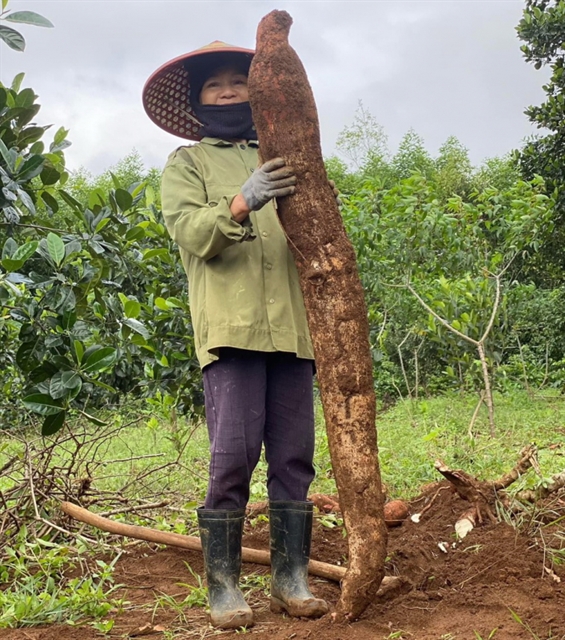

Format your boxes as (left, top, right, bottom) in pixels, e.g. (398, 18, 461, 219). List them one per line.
(248, 10, 388, 621)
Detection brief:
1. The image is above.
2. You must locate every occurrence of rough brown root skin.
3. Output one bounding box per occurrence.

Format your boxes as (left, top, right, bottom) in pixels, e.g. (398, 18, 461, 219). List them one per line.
(248, 10, 388, 621)
(434, 446, 541, 526)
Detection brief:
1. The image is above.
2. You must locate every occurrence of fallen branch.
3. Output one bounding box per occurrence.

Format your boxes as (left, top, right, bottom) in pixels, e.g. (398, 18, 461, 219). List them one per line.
(492, 444, 539, 490)
(0, 418, 202, 552)
(60, 500, 407, 597)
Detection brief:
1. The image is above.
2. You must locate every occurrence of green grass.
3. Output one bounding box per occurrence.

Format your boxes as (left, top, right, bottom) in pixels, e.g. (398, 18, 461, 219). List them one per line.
(313, 389, 565, 500)
(2, 389, 565, 632)
(0, 539, 125, 628)
(2, 389, 565, 507)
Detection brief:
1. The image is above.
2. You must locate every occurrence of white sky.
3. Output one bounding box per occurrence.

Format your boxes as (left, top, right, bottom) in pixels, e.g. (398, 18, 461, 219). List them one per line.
(0, 0, 549, 175)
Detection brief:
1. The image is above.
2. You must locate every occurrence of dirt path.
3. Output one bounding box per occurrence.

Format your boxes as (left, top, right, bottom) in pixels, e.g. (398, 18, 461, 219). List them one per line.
(3, 486, 565, 640)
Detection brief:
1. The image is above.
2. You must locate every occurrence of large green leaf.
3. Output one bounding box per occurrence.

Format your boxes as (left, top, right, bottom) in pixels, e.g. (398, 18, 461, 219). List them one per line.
(15, 88, 35, 108)
(82, 347, 117, 373)
(18, 126, 46, 148)
(110, 172, 122, 190)
(49, 371, 82, 399)
(29, 141, 45, 155)
(1, 240, 38, 271)
(40, 165, 61, 186)
(143, 248, 169, 261)
(0, 25, 25, 51)
(40, 191, 59, 213)
(2, 238, 18, 260)
(53, 126, 69, 145)
(89, 378, 117, 394)
(123, 318, 150, 339)
(23, 393, 63, 416)
(46, 232, 65, 266)
(124, 299, 141, 319)
(16, 338, 42, 372)
(11, 73, 25, 92)
(72, 340, 84, 365)
(16, 187, 35, 214)
(58, 189, 83, 212)
(17, 154, 44, 181)
(125, 226, 145, 242)
(29, 361, 59, 384)
(42, 411, 66, 436)
(0, 138, 15, 172)
(115, 188, 133, 212)
(5, 11, 54, 28)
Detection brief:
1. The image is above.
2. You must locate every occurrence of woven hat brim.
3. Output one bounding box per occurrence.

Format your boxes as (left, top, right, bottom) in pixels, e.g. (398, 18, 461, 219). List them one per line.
(143, 45, 254, 141)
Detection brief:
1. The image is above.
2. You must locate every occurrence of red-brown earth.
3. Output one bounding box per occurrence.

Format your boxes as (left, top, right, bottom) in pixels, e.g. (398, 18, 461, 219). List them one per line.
(2, 485, 565, 640)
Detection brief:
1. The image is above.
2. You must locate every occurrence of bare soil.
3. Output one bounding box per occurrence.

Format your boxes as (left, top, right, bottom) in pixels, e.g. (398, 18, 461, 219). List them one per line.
(3, 485, 565, 640)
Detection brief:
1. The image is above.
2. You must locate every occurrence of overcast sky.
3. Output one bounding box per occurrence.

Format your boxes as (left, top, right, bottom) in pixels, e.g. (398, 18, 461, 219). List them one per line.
(0, 0, 549, 175)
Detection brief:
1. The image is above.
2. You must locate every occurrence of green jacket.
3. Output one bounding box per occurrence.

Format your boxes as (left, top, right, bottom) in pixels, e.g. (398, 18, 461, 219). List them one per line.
(161, 137, 313, 368)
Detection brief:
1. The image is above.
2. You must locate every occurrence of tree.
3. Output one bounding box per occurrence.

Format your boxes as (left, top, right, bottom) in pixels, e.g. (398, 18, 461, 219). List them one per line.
(0, 79, 203, 435)
(336, 100, 389, 173)
(517, 0, 565, 274)
(434, 135, 473, 200)
(341, 168, 554, 430)
(390, 129, 434, 182)
(0, 0, 53, 52)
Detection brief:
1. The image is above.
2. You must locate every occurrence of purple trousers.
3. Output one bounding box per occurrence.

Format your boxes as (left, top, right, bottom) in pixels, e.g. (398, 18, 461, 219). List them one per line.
(202, 348, 316, 510)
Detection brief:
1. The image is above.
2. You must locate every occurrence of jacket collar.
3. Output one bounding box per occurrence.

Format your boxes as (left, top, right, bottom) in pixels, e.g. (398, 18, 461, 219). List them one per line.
(201, 137, 259, 148)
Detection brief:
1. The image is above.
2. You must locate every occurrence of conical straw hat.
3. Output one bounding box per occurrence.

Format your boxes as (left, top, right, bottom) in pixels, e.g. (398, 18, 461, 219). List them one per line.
(143, 41, 254, 141)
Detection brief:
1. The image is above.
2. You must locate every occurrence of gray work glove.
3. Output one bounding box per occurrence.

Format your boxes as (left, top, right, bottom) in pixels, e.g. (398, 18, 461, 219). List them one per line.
(241, 157, 296, 211)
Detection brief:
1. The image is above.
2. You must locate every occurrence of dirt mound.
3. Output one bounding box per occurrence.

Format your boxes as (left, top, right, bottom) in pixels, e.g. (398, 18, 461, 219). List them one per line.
(3, 486, 565, 640)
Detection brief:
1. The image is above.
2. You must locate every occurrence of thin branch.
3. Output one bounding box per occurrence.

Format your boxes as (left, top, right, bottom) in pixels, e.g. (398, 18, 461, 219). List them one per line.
(0, 221, 70, 234)
(479, 273, 501, 344)
(467, 390, 486, 439)
(406, 283, 478, 347)
(376, 309, 388, 343)
(397, 329, 413, 401)
(99, 501, 170, 518)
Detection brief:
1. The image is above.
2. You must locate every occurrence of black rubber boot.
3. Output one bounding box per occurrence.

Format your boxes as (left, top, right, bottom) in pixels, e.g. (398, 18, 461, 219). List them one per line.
(269, 500, 329, 618)
(197, 508, 254, 629)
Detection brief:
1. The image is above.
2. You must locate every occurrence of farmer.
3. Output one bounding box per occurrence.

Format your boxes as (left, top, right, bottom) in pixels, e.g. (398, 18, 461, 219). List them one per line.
(142, 41, 329, 629)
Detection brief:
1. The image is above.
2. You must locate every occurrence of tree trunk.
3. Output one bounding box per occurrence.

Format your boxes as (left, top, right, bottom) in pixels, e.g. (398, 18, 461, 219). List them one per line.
(248, 10, 388, 622)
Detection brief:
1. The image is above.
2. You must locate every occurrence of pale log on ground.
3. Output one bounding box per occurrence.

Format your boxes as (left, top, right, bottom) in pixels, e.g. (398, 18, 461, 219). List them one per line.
(60, 501, 406, 597)
(248, 10, 388, 621)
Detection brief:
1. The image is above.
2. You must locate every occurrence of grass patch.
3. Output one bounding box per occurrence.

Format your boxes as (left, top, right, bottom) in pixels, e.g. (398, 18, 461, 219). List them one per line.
(312, 390, 565, 500)
(2, 389, 565, 508)
(0, 539, 124, 628)
(2, 389, 565, 631)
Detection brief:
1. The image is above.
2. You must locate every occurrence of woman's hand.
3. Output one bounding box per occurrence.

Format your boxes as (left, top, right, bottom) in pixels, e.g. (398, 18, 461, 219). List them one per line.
(240, 158, 296, 211)
(230, 193, 252, 223)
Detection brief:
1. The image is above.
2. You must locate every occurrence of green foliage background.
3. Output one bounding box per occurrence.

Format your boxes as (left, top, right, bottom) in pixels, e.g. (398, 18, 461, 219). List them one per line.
(1, 1, 565, 434)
